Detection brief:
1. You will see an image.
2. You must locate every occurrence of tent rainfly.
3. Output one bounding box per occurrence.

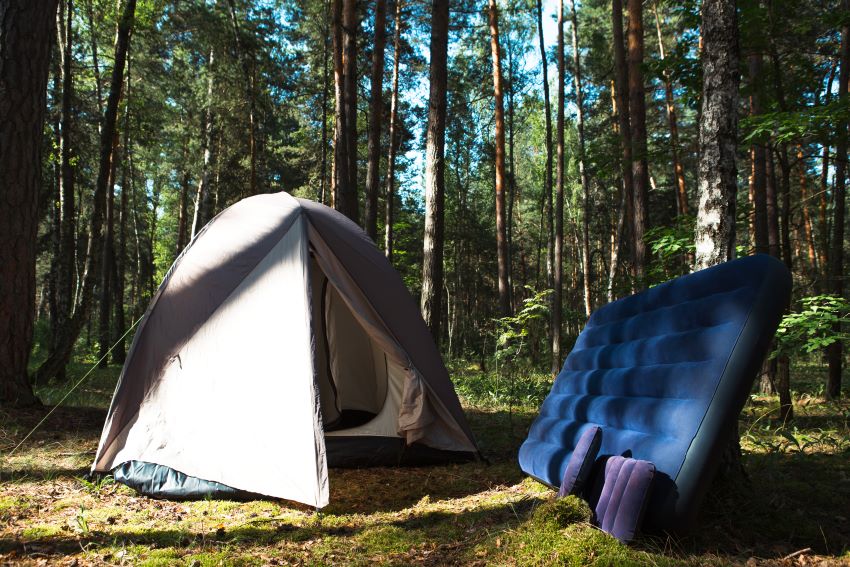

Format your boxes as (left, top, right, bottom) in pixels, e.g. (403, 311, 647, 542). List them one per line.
(91, 192, 479, 508)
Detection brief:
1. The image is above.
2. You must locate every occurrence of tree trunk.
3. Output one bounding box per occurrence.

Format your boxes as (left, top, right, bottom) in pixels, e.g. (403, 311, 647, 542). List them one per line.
(226, 0, 258, 196)
(489, 0, 510, 317)
(570, 0, 592, 318)
(384, 0, 403, 261)
(33, 0, 136, 384)
(0, 0, 59, 405)
(320, 0, 331, 205)
(337, 0, 359, 222)
(535, 0, 553, 300)
(332, 0, 346, 209)
(552, 0, 565, 376)
(191, 48, 215, 239)
(828, 5, 850, 400)
(612, 0, 633, 289)
(421, 0, 449, 341)
(652, 0, 687, 216)
(55, 0, 77, 369)
(818, 62, 837, 278)
(98, 126, 119, 368)
(694, 0, 740, 479)
(627, 0, 649, 282)
(176, 122, 191, 255)
(748, 53, 768, 255)
(365, 0, 387, 241)
(694, 0, 738, 268)
(766, 147, 781, 258)
(799, 146, 818, 274)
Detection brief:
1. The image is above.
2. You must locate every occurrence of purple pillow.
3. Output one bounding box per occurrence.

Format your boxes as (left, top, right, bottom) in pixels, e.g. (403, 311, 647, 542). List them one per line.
(593, 456, 656, 542)
(557, 425, 602, 498)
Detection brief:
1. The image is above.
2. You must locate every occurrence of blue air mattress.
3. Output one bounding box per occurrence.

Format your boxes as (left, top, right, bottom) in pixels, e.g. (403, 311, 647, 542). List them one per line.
(519, 255, 791, 532)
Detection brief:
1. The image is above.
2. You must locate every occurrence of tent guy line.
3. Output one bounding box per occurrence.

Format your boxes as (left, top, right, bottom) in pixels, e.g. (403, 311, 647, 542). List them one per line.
(6, 316, 142, 458)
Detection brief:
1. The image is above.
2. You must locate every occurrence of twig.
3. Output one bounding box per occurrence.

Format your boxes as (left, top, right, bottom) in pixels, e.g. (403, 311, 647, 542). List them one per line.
(782, 547, 811, 560)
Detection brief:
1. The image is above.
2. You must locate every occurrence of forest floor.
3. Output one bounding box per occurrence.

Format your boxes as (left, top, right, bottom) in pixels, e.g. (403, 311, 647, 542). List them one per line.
(1, 362, 849, 566)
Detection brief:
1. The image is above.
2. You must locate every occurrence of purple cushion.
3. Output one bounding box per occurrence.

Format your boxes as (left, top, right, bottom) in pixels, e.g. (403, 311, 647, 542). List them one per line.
(593, 456, 656, 542)
(557, 425, 602, 498)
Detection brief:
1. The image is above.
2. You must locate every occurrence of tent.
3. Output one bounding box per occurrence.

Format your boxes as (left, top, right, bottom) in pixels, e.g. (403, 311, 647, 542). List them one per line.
(91, 192, 479, 508)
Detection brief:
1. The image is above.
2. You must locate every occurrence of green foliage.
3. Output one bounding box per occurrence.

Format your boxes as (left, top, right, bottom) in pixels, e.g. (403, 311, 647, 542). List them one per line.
(494, 287, 552, 364)
(642, 215, 694, 287)
(773, 295, 850, 358)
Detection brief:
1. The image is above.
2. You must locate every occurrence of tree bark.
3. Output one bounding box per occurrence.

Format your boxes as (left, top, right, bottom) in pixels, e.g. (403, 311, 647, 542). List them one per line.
(226, 0, 258, 196)
(694, 0, 740, 478)
(191, 48, 215, 239)
(798, 146, 818, 273)
(0, 0, 59, 404)
(320, 0, 331, 205)
(384, 0, 403, 261)
(652, 0, 687, 217)
(694, 0, 738, 269)
(766, 146, 781, 258)
(365, 0, 387, 241)
(536, 0, 554, 306)
(33, 0, 136, 384)
(552, 0, 565, 376)
(748, 52, 768, 254)
(827, 5, 850, 400)
(570, 0, 592, 318)
(55, 0, 77, 368)
(489, 0, 510, 317)
(332, 0, 346, 209)
(612, 0, 633, 288)
(627, 0, 649, 282)
(420, 0, 449, 341)
(337, 0, 359, 222)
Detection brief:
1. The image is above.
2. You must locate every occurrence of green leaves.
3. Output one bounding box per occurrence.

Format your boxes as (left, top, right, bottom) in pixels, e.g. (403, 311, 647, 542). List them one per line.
(773, 294, 850, 358)
(493, 287, 552, 363)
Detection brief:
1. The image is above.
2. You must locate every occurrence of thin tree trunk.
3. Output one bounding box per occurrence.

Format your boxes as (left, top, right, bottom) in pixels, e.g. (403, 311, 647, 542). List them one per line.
(337, 0, 359, 222)
(652, 0, 687, 216)
(98, 125, 119, 368)
(570, 0, 592, 318)
(748, 53, 769, 255)
(766, 146, 781, 258)
(799, 146, 818, 273)
(489, 0, 510, 317)
(384, 0, 403, 261)
(332, 0, 346, 209)
(191, 48, 215, 240)
(86, 0, 103, 114)
(176, 120, 191, 255)
(819, 63, 837, 277)
(612, 0, 633, 288)
(827, 3, 850, 400)
(536, 0, 554, 310)
(365, 0, 387, 241)
(226, 0, 258, 196)
(56, 0, 77, 371)
(0, 0, 60, 404)
(34, 0, 137, 384)
(320, 0, 331, 205)
(420, 0, 449, 341)
(628, 0, 649, 282)
(552, 0, 565, 376)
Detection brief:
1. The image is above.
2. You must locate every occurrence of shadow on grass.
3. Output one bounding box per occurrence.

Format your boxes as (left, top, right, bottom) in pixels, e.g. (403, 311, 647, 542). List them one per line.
(0, 498, 542, 563)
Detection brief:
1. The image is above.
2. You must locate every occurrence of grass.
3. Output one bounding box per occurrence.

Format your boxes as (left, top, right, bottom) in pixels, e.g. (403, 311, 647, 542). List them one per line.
(1, 360, 849, 565)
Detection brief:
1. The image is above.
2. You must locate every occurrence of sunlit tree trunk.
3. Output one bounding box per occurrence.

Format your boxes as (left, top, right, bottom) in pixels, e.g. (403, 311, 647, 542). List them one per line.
(489, 0, 510, 317)
(570, 0, 592, 318)
(384, 0, 402, 261)
(694, 0, 741, 476)
(421, 0, 449, 340)
(536, 0, 554, 318)
(339, 0, 359, 221)
(191, 48, 215, 239)
(227, 0, 258, 196)
(552, 0, 565, 376)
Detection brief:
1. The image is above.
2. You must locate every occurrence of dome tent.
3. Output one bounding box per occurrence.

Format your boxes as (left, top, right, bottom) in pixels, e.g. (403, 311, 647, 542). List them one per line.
(92, 192, 479, 508)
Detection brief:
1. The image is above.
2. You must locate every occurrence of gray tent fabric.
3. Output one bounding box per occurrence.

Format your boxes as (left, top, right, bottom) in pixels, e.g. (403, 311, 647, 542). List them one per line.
(92, 192, 478, 508)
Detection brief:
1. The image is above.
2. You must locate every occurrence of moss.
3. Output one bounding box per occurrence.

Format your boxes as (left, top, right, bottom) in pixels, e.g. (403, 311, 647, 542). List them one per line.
(530, 496, 592, 529)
